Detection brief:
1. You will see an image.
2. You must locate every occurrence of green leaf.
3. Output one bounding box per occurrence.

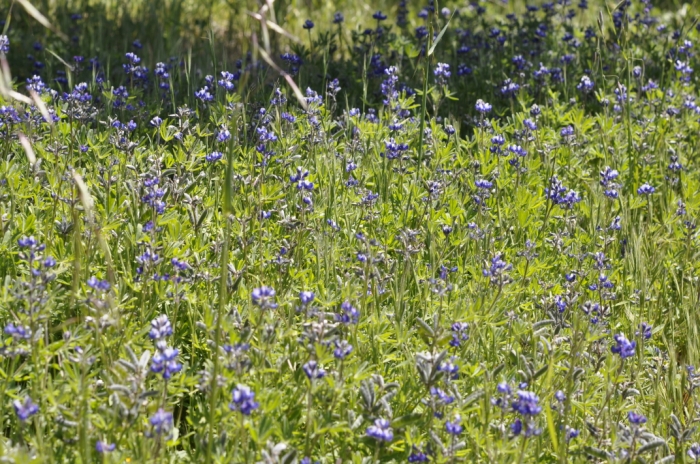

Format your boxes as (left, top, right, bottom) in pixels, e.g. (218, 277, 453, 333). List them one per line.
(584, 446, 610, 459)
(391, 413, 423, 428)
(637, 439, 666, 454)
(654, 456, 676, 464)
(428, 12, 455, 57)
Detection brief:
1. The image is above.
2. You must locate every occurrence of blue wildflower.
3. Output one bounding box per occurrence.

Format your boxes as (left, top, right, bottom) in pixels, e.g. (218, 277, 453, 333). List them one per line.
(366, 418, 393, 441)
(206, 151, 223, 162)
(434, 63, 451, 85)
(230, 385, 259, 415)
(0, 35, 9, 54)
(303, 360, 326, 380)
(333, 340, 353, 360)
(87, 276, 110, 292)
(475, 99, 492, 114)
(251, 286, 277, 310)
(483, 253, 512, 284)
(299, 291, 315, 306)
(637, 322, 652, 340)
(450, 322, 469, 347)
(560, 125, 574, 138)
(195, 87, 213, 102)
(611, 333, 636, 359)
(408, 445, 429, 462)
(577, 75, 595, 93)
(511, 418, 523, 436)
(512, 391, 542, 416)
(637, 183, 655, 195)
(149, 408, 173, 436)
(216, 127, 231, 143)
(445, 414, 463, 435)
(372, 11, 387, 21)
(149, 315, 173, 340)
(337, 301, 359, 324)
(150, 346, 182, 379)
(13, 396, 38, 422)
(96, 441, 116, 453)
(628, 411, 647, 426)
(4, 323, 32, 340)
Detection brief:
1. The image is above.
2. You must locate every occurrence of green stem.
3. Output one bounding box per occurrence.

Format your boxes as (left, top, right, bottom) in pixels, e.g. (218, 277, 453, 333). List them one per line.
(205, 130, 235, 464)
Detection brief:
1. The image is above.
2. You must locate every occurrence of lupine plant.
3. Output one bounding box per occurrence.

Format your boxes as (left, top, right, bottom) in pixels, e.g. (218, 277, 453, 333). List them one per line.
(2, 0, 700, 462)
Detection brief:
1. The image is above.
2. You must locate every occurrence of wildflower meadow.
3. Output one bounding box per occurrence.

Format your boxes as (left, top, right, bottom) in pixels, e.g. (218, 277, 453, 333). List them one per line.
(1, 0, 700, 462)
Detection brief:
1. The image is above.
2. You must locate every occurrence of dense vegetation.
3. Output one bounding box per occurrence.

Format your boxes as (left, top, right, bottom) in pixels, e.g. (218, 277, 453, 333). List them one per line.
(1, 0, 700, 462)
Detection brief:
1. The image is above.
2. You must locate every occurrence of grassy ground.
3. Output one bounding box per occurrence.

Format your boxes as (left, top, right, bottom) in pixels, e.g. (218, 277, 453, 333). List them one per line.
(1, 0, 700, 462)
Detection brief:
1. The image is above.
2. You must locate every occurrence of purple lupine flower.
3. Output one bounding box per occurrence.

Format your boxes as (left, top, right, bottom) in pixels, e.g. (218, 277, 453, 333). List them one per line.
(218, 71, 236, 91)
(637, 183, 655, 195)
(611, 333, 636, 359)
(4, 323, 32, 340)
(475, 99, 492, 114)
(366, 418, 393, 441)
(230, 385, 259, 415)
(498, 382, 512, 395)
(372, 11, 387, 21)
(303, 360, 326, 380)
(507, 144, 527, 157)
(434, 63, 451, 85)
(430, 386, 454, 405)
(149, 315, 173, 340)
(545, 175, 581, 209)
(628, 411, 647, 426)
(637, 322, 652, 340)
(576, 75, 594, 93)
(560, 125, 574, 137)
(483, 253, 512, 284)
(17, 236, 39, 249)
(445, 414, 463, 435)
(333, 340, 353, 360)
(149, 408, 173, 435)
(87, 276, 110, 292)
(206, 151, 223, 162)
(251, 286, 278, 310)
(439, 358, 460, 380)
(13, 396, 39, 422)
(0, 35, 9, 54)
(195, 87, 213, 102)
(216, 127, 231, 143)
(511, 418, 523, 436)
(450, 322, 469, 347)
(337, 301, 359, 324)
(512, 391, 542, 416)
(299, 291, 315, 306)
(96, 441, 116, 453)
(408, 445, 429, 462)
(150, 346, 182, 379)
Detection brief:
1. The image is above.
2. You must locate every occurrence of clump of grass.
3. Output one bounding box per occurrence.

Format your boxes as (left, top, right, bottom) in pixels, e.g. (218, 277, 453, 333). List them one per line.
(0, 0, 699, 462)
